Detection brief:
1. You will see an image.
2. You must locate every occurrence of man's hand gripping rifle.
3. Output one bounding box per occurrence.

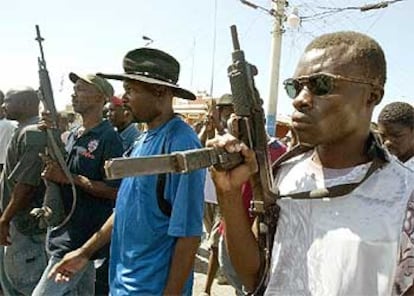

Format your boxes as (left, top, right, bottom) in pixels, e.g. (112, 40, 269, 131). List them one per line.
(30, 25, 76, 230)
(227, 25, 279, 295)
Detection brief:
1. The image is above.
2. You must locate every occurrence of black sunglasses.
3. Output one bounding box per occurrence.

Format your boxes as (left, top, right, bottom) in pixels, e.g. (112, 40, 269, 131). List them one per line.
(283, 72, 380, 99)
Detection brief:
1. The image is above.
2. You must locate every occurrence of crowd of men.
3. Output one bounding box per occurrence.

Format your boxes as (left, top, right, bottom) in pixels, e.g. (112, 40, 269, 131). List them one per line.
(0, 29, 413, 296)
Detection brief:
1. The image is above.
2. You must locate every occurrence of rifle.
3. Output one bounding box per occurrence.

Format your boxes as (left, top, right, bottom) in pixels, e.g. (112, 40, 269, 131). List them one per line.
(30, 25, 76, 230)
(226, 24, 279, 294)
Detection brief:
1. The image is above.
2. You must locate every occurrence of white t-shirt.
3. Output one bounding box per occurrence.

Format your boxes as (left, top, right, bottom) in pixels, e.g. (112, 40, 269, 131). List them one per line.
(204, 170, 218, 204)
(265, 151, 414, 296)
(0, 119, 16, 165)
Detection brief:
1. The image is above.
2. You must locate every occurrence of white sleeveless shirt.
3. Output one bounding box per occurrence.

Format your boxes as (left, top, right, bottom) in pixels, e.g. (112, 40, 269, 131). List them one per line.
(265, 151, 414, 296)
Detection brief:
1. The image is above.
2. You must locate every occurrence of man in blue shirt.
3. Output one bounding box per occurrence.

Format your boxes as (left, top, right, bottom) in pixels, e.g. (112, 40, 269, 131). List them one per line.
(48, 48, 205, 295)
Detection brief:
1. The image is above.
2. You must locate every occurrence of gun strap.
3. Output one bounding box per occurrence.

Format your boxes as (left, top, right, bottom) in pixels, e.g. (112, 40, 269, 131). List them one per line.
(271, 144, 313, 174)
(156, 173, 171, 217)
(279, 156, 385, 199)
(156, 136, 172, 217)
(272, 133, 388, 200)
(155, 119, 181, 218)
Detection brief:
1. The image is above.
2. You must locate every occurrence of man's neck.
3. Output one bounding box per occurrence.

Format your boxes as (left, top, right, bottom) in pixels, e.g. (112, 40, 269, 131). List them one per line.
(314, 133, 372, 169)
(17, 114, 38, 126)
(81, 113, 103, 131)
(117, 121, 133, 133)
(147, 110, 175, 130)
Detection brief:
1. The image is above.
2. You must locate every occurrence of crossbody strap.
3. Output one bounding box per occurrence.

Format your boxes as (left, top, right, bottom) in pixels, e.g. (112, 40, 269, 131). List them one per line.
(272, 132, 388, 200)
(155, 120, 180, 217)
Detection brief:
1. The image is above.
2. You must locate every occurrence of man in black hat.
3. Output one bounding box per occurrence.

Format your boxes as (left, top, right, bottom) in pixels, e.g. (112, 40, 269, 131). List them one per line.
(48, 48, 205, 295)
(32, 74, 124, 296)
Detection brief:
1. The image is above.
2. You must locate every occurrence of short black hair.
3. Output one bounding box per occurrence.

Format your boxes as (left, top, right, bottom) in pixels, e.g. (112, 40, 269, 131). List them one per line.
(378, 102, 414, 128)
(5, 88, 39, 106)
(305, 31, 386, 87)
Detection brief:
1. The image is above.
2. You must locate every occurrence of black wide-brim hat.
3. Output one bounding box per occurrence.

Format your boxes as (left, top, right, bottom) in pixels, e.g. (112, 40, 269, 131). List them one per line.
(97, 48, 196, 100)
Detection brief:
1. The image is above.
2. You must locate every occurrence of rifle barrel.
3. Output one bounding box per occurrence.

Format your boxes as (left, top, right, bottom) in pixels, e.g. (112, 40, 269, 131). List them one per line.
(230, 25, 240, 51)
(35, 25, 46, 67)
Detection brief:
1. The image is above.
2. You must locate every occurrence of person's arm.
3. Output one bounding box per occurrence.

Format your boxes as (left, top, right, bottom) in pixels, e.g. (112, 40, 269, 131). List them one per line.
(48, 213, 115, 282)
(0, 183, 38, 245)
(163, 236, 200, 295)
(219, 193, 261, 291)
(198, 124, 209, 146)
(207, 134, 261, 291)
(71, 174, 118, 200)
(41, 158, 118, 200)
(198, 117, 216, 147)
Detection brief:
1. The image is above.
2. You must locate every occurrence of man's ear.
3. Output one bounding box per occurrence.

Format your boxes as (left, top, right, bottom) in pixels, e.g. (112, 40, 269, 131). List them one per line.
(368, 87, 384, 106)
(153, 85, 169, 97)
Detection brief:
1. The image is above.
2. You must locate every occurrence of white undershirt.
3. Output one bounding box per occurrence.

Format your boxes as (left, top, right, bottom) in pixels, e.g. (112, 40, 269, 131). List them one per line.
(265, 152, 414, 296)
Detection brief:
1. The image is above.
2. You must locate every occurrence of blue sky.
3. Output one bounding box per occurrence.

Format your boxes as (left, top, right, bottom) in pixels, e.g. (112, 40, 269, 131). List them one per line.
(0, 0, 412, 120)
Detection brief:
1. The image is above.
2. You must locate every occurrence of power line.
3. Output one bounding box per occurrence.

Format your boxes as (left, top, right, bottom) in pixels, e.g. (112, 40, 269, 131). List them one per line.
(359, 0, 404, 11)
(241, 0, 405, 21)
(301, 0, 405, 20)
(365, 8, 387, 32)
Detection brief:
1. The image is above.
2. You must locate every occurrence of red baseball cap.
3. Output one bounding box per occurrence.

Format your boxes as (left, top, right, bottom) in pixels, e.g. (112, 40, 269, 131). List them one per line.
(110, 96, 123, 107)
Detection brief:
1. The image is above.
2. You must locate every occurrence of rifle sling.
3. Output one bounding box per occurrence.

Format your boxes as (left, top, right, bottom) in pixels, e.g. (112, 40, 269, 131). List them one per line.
(279, 156, 385, 200)
(272, 133, 388, 200)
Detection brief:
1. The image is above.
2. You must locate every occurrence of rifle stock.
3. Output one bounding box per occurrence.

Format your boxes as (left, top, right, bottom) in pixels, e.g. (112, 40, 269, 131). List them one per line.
(227, 25, 279, 295)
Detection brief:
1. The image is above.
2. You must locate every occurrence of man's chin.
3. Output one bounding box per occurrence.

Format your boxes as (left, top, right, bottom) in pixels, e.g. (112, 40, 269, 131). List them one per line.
(72, 106, 81, 113)
(296, 133, 318, 147)
(132, 116, 144, 124)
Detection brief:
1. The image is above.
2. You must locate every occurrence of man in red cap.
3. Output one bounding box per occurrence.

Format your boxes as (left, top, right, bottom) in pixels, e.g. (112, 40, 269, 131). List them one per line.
(107, 95, 140, 152)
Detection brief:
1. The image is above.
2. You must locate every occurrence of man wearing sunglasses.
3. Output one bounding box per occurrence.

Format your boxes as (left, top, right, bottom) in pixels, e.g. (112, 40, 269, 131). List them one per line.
(208, 31, 414, 295)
